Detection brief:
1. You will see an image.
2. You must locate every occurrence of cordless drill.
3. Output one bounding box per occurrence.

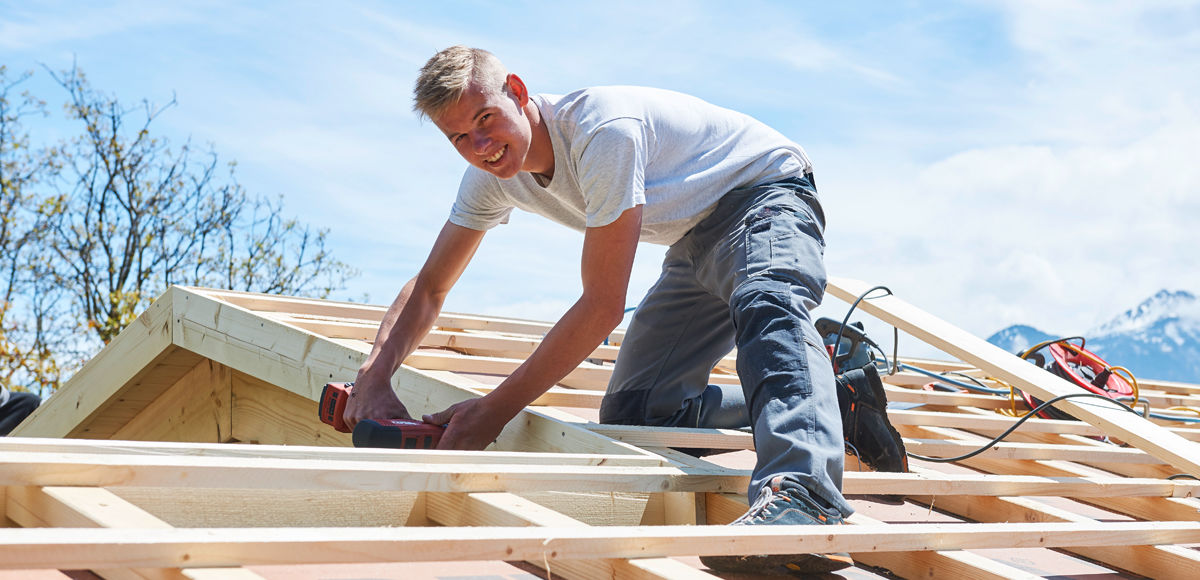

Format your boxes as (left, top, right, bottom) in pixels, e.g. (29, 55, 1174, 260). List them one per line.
(318, 382, 444, 449)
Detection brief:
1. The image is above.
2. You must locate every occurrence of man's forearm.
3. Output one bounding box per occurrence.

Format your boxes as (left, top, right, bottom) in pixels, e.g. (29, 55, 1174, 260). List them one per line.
(485, 294, 623, 416)
(359, 276, 441, 383)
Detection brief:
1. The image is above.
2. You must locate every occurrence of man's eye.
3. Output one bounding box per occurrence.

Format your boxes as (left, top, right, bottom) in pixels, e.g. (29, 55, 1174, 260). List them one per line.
(480, 114, 491, 123)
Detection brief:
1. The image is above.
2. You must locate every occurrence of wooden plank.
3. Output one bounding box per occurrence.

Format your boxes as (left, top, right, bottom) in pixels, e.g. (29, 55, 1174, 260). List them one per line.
(267, 314, 630, 364)
(468, 384, 605, 408)
(110, 488, 423, 528)
(426, 492, 713, 579)
(707, 492, 1051, 579)
(67, 349, 208, 440)
(405, 350, 740, 391)
(4, 522, 1200, 569)
(924, 494, 1200, 578)
(907, 425, 1200, 525)
(883, 383, 1014, 410)
(229, 371, 352, 447)
(591, 425, 1178, 466)
(112, 359, 233, 443)
(10, 290, 179, 438)
(0, 450, 739, 493)
(0, 437, 660, 468)
(5, 450, 1200, 498)
(883, 373, 1200, 416)
(828, 277, 1200, 475)
(170, 287, 644, 457)
(187, 286, 631, 345)
(5, 486, 263, 580)
(889, 403, 1200, 442)
(847, 513, 1041, 580)
(587, 424, 753, 451)
(904, 438, 1166, 465)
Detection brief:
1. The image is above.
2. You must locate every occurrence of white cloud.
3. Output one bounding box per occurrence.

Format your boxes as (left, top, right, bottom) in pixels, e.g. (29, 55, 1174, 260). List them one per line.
(0, 1, 199, 50)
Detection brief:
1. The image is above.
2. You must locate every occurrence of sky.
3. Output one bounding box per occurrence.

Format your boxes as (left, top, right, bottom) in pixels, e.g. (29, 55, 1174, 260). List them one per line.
(2, 0, 1198, 358)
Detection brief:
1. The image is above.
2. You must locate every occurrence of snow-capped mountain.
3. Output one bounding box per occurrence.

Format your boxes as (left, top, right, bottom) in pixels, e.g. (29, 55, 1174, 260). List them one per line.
(985, 324, 1058, 356)
(986, 290, 1200, 383)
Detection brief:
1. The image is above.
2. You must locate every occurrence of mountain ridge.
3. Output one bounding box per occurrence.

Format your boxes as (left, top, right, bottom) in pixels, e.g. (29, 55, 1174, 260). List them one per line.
(986, 289, 1200, 383)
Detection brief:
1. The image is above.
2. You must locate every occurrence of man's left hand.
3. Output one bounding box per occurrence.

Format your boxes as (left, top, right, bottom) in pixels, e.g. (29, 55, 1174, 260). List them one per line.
(423, 396, 511, 451)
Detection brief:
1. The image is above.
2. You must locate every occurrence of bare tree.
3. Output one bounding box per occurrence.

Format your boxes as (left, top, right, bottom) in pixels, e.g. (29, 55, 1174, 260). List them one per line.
(41, 65, 356, 344)
(0, 66, 72, 396)
(0, 64, 356, 395)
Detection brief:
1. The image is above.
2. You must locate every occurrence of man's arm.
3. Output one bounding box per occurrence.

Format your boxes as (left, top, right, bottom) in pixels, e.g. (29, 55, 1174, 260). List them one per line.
(425, 205, 643, 449)
(345, 220, 485, 429)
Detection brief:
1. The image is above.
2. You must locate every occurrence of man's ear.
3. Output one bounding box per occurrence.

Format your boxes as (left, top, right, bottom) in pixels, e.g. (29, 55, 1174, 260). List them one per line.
(506, 73, 529, 106)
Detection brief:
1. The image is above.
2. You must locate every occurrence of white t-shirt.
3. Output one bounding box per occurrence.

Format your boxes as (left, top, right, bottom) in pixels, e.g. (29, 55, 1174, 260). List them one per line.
(449, 86, 811, 246)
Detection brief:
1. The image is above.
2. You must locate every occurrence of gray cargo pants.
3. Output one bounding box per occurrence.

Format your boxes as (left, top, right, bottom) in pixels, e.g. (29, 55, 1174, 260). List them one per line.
(598, 174, 852, 516)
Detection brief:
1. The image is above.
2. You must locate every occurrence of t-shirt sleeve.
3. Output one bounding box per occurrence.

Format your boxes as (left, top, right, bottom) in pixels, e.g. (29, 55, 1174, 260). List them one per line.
(447, 166, 514, 231)
(575, 117, 647, 228)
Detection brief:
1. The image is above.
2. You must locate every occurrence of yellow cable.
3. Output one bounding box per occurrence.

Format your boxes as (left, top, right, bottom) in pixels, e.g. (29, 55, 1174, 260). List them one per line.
(986, 376, 1024, 417)
(1108, 365, 1140, 408)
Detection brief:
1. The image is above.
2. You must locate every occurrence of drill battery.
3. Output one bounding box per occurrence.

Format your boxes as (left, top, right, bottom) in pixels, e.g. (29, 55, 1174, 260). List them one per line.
(318, 382, 444, 449)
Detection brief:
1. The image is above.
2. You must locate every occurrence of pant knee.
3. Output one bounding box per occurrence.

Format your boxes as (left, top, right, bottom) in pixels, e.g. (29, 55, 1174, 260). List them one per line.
(731, 276, 817, 415)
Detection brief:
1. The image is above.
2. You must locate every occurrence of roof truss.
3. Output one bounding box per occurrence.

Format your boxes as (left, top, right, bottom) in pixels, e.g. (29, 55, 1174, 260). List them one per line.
(6, 280, 1200, 579)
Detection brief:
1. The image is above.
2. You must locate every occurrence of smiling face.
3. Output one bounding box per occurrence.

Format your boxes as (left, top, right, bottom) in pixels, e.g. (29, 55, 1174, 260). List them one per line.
(433, 74, 537, 180)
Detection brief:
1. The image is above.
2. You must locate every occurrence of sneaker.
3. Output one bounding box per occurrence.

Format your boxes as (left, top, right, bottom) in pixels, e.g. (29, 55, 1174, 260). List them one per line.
(837, 364, 909, 474)
(700, 475, 854, 575)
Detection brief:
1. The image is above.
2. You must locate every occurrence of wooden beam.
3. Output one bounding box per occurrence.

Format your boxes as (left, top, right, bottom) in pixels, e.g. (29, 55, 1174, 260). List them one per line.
(404, 349, 740, 391)
(707, 490, 1070, 579)
(10, 290, 181, 438)
(111, 359, 233, 443)
(169, 287, 643, 457)
(4, 450, 1200, 498)
(426, 492, 714, 579)
(923, 494, 1200, 578)
(587, 424, 754, 451)
(883, 383, 1014, 409)
(229, 371, 352, 447)
(590, 425, 1178, 467)
(4, 522, 1200, 569)
(186, 286, 632, 345)
(846, 512, 1043, 580)
(907, 425, 1200, 525)
(109, 488, 423, 529)
(5, 486, 263, 580)
(827, 277, 1200, 475)
(904, 438, 1166, 465)
(0, 437, 660, 467)
(889, 405, 1200, 442)
(470, 384, 605, 408)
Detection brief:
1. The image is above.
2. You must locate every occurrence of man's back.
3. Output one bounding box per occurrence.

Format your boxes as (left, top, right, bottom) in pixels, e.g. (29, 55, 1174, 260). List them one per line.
(451, 85, 813, 245)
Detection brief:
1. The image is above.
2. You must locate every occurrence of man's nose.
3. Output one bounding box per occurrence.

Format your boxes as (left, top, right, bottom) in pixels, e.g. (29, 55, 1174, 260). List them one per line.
(470, 131, 491, 153)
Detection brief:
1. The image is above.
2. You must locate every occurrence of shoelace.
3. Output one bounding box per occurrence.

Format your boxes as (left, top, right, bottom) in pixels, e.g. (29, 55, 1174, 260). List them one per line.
(733, 483, 781, 524)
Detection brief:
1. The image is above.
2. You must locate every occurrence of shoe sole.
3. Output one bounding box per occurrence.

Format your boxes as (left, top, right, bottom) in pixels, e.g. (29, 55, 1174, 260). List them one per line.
(702, 551, 854, 575)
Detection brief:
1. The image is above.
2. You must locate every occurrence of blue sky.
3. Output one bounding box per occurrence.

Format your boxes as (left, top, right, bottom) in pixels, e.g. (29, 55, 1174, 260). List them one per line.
(3, 1, 1198, 357)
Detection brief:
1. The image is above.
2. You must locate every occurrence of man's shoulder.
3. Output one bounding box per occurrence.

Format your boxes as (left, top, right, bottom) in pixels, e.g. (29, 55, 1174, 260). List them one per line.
(539, 86, 724, 148)
(542, 85, 707, 117)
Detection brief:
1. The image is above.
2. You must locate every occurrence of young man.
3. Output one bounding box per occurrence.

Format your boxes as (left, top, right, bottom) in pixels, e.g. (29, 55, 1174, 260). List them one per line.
(346, 46, 854, 574)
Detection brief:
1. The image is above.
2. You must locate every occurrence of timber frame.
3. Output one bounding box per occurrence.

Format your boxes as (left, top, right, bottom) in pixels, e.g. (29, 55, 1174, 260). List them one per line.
(4, 279, 1200, 579)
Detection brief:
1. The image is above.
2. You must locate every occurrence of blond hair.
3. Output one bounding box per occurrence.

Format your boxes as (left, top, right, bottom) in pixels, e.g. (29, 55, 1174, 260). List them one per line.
(413, 46, 509, 121)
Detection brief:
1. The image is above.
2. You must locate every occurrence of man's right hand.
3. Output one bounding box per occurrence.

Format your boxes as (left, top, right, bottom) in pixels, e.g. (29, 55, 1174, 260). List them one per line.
(342, 222, 484, 432)
(343, 371, 413, 431)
